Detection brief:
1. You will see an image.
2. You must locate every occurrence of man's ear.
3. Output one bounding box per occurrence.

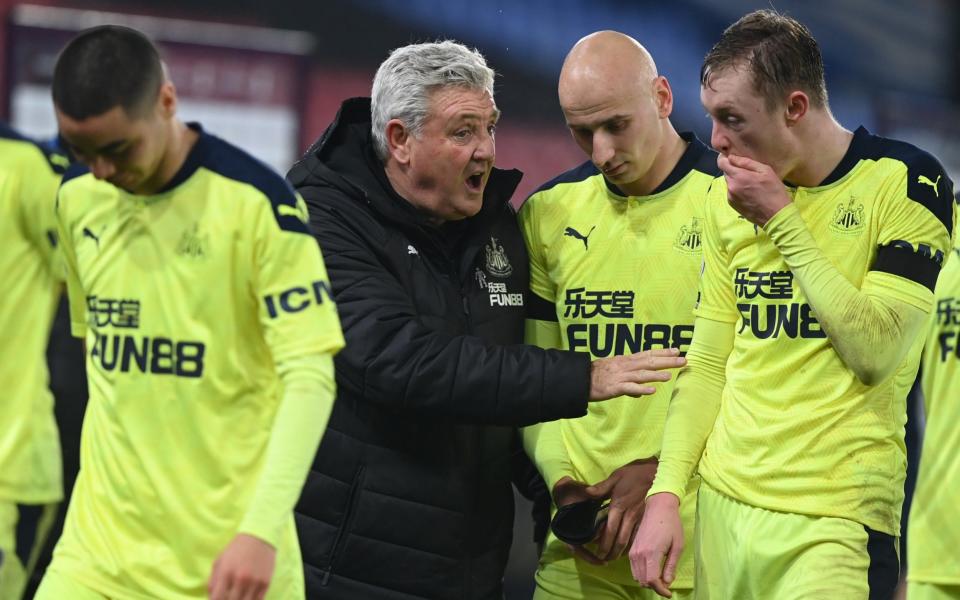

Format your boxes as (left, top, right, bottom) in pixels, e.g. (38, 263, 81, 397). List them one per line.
(784, 91, 808, 127)
(386, 119, 411, 164)
(653, 76, 674, 119)
(156, 80, 177, 119)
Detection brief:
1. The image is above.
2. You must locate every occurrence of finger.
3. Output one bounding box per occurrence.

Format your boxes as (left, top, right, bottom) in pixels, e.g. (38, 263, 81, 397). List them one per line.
(628, 369, 673, 383)
(210, 574, 229, 600)
(650, 576, 674, 598)
(622, 348, 687, 370)
(638, 356, 687, 371)
(663, 538, 684, 584)
(641, 348, 681, 357)
(209, 568, 229, 600)
(716, 153, 731, 173)
(629, 543, 645, 581)
(223, 572, 242, 600)
(245, 580, 267, 600)
(611, 512, 640, 561)
(584, 476, 615, 499)
(726, 153, 767, 173)
(208, 559, 221, 598)
(616, 383, 657, 397)
(254, 581, 269, 600)
(717, 154, 748, 179)
(596, 506, 621, 560)
(236, 579, 259, 600)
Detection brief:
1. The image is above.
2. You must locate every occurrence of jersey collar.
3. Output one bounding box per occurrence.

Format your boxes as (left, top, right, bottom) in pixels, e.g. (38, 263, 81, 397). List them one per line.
(804, 125, 871, 188)
(156, 122, 208, 194)
(603, 132, 709, 198)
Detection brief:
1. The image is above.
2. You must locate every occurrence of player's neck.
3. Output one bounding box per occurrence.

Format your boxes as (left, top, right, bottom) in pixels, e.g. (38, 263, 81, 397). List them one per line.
(138, 121, 199, 195)
(784, 113, 853, 188)
(618, 126, 687, 197)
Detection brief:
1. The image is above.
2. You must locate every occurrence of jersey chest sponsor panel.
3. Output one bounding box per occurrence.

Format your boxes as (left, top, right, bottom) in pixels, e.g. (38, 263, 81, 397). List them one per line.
(700, 153, 949, 534)
(529, 166, 709, 482)
(54, 134, 341, 595)
(910, 248, 960, 583)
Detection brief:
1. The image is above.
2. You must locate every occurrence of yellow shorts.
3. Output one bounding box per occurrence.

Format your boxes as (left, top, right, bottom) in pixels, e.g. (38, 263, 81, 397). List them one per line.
(533, 550, 693, 600)
(534, 475, 699, 600)
(908, 581, 960, 600)
(0, 501, 58, 600)
(695, 481, 899, 599)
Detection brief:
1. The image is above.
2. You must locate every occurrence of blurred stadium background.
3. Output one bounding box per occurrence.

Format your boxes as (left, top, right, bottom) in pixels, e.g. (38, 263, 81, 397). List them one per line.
(2, 0, 956, 597)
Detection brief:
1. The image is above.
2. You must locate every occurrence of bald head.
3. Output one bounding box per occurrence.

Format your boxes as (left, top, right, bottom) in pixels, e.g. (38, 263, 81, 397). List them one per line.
(559, 31, 657, 107)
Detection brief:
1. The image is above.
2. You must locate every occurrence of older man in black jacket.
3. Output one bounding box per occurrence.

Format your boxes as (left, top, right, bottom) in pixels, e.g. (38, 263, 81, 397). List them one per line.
(287, 40, 684, 600)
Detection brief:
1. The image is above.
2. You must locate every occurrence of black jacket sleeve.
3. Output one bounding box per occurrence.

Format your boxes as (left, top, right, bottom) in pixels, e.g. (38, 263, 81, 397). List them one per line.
(305, 187, 590, 427)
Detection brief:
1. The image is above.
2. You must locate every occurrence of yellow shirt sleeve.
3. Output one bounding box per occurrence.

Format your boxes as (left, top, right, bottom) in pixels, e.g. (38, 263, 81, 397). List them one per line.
(765, 202, 932, 385)
(238, 353, 335, 546)
(237, 191, 345, 545)
(648, 316, 732, 500)
(650, 190, 736, 500)
(694, 181, 739, 324)
(254, 192, 345, 361)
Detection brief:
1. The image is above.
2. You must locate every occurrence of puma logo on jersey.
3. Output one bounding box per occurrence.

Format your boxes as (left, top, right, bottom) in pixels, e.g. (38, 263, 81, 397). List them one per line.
(918, 174, 942, 197)
(277, 199, 309, 223)
(564, 226, 596, 250)
(83, 227, 101, 247)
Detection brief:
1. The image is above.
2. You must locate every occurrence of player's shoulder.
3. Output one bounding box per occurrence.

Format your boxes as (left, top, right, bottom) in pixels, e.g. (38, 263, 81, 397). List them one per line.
(524, 160, 600, 204)
(857, 127, 954, 232)
(658, 133, 720, 200)
(56, 163, 96, 216)
(857, 127, 946, 174)
(0, 123, 71, 175)
(192, 126, 309, 234)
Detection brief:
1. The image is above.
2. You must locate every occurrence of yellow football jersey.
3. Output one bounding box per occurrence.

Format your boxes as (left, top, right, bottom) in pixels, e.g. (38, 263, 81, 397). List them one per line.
(521, 134, 718, 586)
(696, 126, 954, 535)
(0, 125, 67, 504)
(909, 245, 960, 584)
(51, 124, 344, 599)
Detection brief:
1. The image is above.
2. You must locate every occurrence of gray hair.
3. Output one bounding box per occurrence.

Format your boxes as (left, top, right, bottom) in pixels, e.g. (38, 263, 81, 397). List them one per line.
(371, 40, 495, 161)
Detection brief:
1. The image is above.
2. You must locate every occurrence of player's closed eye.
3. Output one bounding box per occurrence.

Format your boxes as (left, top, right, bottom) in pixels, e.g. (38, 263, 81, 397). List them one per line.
(605, 120, 627, 133)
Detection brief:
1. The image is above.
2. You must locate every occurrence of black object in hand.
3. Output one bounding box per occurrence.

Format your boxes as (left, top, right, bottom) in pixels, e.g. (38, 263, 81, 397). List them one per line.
(551, 498, 610, 545)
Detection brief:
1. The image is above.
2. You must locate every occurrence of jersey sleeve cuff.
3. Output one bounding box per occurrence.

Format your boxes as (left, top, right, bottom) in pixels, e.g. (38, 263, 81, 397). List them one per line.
(646, 483, 684, 503)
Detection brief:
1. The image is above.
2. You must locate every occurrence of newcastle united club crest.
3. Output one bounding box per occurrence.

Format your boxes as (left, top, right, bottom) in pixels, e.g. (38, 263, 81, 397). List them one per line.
(673, 217, 703, 254)
(829, 197, 865, 234)
(484, 236, 513, 278)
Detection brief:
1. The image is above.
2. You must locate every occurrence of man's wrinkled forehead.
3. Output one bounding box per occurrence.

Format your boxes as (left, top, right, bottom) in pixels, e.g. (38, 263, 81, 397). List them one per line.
(427, 85, 500, 121)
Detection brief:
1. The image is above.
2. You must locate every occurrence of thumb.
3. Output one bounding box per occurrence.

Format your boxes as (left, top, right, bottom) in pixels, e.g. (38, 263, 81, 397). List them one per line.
(586, 476, 616, 499)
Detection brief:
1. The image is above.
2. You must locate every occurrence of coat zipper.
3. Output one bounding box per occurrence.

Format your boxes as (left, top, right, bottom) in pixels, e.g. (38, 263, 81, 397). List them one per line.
(321, 465, 365, 585)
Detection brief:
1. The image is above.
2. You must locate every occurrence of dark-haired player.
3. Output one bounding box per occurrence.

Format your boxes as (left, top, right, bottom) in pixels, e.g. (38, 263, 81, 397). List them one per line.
(35, 25, 344, 600)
